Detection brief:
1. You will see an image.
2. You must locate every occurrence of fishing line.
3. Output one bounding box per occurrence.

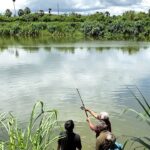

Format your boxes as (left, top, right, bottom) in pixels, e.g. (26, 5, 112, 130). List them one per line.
(62, 63, 88, 117)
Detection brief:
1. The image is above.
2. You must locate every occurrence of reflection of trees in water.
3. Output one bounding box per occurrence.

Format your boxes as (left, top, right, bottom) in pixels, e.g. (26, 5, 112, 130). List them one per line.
(95, 47, 142, 55)
(121, 47, 140, 54)
(15, 50, 19, 57)
(0, 46, 149, 55)
(0, 37, 149, 55)
(0, 47, 19, 57)
(95, 47, 111, 52)
(0, 47, 9, 52)
(22, 46, 40, 52)
(56, 47, 75, 53)
(0, 37, 78, 47)
(44, 47, 51, 52)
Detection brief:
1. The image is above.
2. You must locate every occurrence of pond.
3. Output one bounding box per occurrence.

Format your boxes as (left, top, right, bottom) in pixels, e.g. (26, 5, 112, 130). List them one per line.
(0, 39, 150, 149)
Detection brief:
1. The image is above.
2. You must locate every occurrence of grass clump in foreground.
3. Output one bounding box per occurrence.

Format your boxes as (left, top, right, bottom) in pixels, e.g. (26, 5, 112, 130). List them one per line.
(123, 86, 150, 150)
(0, 101, 60, 150)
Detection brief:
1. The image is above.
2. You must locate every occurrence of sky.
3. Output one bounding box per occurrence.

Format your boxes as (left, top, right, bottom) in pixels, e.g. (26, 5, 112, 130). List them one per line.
(0, 0, 150, 15)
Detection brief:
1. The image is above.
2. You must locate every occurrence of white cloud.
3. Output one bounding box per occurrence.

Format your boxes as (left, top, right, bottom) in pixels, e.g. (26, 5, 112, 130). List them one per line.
(0, 0, 149, 15)
(0, 0, 29, 13)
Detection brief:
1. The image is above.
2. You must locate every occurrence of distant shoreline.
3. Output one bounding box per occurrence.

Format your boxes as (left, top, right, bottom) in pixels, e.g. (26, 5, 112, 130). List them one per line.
(0, 11, 150, 41)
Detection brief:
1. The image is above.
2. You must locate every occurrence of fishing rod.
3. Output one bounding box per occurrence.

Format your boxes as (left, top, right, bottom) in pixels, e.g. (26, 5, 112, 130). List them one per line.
(76, 88, 88, 117)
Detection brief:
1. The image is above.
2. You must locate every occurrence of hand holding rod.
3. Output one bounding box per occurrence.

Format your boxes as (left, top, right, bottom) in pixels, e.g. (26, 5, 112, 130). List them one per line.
(76, 88, 88, 117)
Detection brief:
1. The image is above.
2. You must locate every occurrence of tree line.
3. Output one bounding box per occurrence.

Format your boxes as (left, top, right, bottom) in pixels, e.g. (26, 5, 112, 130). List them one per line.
(0, 7, 150, 40)
(3, 7, 51, 17)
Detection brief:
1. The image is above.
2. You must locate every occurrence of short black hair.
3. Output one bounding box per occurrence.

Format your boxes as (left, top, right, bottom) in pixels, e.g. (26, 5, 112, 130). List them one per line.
(64, 120, 74, 132)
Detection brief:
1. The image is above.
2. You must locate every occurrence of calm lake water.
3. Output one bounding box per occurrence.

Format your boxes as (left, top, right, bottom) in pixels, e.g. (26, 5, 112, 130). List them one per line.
(0, 39, 150, 149)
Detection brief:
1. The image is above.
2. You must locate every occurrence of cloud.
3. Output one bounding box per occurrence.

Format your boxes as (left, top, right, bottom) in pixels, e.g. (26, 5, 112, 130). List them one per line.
(101, 0, 142, 7)
(0, 0, 149, 15)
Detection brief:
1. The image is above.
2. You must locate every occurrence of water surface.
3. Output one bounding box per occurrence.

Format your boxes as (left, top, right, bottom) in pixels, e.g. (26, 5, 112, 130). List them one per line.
(0, 40, 150, 149)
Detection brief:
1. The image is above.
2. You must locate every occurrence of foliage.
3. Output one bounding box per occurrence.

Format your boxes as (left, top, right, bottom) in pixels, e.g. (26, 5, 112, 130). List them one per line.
(38, 10, 45, 17)
(82, 21, 104, 37)
(0, 9, 150, 40)
(5, 9, 12, 17)
(24, 7, 31, 15)
(0, 101, 59, 150)
(18, 9, 24, 16)
(123, 87, 150, 149)
(20, 14, 39, 22)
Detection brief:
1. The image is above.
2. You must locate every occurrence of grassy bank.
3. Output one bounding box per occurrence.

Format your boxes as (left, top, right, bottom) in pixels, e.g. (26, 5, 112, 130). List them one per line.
(0, 11, 150, 40)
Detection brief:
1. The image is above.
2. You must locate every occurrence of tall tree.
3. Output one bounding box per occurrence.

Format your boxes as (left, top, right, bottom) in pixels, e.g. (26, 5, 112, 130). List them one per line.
(38, 10, 44, 16)
(12, 0, 16, 16)
(5, 9, 12, 17)
(105, 11, 110, 17)
(48, 8, 52, 15)
(18, 9, 24, 16)
(24, 7, 31, 15)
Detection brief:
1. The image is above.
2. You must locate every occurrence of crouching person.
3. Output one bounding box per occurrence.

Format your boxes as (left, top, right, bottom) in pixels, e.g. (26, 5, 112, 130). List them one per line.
(96, 131, 123, 150)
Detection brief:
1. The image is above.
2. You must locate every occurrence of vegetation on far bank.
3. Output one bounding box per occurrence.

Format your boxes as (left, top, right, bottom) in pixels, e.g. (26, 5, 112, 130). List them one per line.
(0, 7, 150, 41)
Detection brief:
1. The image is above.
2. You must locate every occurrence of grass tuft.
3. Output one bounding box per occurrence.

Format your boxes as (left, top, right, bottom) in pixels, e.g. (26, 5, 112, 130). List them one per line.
(0, 101, 60, 150)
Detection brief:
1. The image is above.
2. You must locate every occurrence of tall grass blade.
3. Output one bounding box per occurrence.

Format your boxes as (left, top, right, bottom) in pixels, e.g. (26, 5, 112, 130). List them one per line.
(122, 139, 129, 150)
(0, 101, 60, 150)
(127, 87, 150, 117)
(135, 85, 150, 110)
(131, 137, 150, 149)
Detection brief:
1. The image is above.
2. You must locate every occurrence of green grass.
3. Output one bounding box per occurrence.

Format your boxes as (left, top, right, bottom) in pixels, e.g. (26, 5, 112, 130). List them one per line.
(0, 101, 60, 150)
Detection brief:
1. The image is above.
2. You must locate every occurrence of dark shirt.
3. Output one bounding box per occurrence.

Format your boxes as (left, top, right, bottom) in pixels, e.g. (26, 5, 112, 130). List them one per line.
(58, 131, 82, 150)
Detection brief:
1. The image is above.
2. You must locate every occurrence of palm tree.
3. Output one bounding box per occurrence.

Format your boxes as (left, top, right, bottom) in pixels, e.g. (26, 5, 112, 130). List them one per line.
(48, 8, 52, 15)
(5, 9, 12, 17)
(12, 0, 16, 16)
(57, 0, 59, 15)
(24, 7, 31, 15)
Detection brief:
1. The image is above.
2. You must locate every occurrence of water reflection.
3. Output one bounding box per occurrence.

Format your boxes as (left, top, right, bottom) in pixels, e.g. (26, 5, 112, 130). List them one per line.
(0, 37, 150, 55)
(0, 46, 148, 54)
(0, 41, 150, 145)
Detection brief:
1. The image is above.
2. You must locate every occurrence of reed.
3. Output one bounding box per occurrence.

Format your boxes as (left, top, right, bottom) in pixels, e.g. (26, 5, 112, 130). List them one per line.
(0, 101, 60, 150)
(123, 86, 150, 149)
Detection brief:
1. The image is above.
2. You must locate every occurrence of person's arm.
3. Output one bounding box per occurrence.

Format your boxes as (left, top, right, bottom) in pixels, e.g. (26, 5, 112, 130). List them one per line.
(85, 108, 98, 119)
(86, 117, 96, 131)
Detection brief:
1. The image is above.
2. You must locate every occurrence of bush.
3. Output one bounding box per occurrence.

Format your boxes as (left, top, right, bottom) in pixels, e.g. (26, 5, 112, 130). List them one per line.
(82, 21, 104, 37)
(20, 14, 39, 22)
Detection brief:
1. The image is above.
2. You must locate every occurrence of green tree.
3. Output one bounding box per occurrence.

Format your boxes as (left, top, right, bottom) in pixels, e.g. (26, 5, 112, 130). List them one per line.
(18, 9, 24, 16)
(48, 8, 52, 15)
(123, 11, 135, 20)
(24, 7, 31, 15)
(38, 10, 44, 17)
(5, 9, 12, 17)
(12, 0, 16, 16)
(105, 11, 110, 17)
